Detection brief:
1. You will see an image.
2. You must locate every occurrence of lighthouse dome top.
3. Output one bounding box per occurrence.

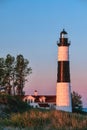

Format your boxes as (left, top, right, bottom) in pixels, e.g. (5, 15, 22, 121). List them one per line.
(60, 29, 68, 38)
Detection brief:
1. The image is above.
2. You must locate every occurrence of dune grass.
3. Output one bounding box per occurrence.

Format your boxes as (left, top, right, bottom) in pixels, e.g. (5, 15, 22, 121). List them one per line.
(0, 109, 87, 130)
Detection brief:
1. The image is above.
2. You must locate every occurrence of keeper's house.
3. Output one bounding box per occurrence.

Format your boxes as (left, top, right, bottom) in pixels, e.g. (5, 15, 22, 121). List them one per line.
(23, 90, 56, 109)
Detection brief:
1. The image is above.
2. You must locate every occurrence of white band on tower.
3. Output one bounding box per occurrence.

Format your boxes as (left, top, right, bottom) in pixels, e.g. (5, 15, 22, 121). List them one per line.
(58, 46, 69, 61)
(56, 83, 71, 106)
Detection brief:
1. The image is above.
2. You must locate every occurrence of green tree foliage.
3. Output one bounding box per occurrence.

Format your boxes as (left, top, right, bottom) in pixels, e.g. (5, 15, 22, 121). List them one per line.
(0, 58, 5, 85)
(15, 54, 32, 95)
(4, 54, 15, 95)
(72, 91, 83, 112)
(0, 54, 32, 95)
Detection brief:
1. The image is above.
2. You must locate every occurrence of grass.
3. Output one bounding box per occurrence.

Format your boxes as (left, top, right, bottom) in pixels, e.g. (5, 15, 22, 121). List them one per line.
(0, 95, 87, 130)
(0, 109, 87, 130)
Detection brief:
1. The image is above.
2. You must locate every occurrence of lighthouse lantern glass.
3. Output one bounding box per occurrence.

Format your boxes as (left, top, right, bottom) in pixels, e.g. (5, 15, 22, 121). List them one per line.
(61, 33, 67, 38)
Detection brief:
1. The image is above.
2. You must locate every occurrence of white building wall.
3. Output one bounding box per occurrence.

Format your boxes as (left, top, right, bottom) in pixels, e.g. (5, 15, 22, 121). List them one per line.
(29, 102, 39, 108)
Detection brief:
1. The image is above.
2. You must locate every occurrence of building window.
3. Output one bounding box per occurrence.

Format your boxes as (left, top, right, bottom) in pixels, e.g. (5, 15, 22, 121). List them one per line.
(28, 99, 34, 103)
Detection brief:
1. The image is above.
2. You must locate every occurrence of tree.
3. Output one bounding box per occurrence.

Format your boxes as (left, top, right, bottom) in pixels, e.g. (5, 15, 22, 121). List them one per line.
(0, 54, 32, 95)
(4, 54, 15, 95)
(15, 54, 32, 95)
(72, 91, 83, 112)
(0, 58, 5, 86)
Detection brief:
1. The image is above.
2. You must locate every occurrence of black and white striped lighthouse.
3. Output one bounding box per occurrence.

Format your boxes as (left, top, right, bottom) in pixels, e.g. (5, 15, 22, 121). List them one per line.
(56, 29, 72, 112)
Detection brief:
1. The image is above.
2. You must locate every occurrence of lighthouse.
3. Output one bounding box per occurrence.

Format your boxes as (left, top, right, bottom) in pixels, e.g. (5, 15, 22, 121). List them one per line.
(56, 29, 72, 112)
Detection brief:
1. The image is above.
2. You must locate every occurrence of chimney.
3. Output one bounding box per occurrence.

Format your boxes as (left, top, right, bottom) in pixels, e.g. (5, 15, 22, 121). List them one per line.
(34, 90, 38, 96)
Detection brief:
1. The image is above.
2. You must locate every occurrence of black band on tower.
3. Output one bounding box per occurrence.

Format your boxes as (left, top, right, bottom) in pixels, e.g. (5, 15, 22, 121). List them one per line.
(57, 61, 70, 82)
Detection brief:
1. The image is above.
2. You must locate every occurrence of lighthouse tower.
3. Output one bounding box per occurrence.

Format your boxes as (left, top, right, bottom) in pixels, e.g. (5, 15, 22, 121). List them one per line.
(56, 29, 72, 112)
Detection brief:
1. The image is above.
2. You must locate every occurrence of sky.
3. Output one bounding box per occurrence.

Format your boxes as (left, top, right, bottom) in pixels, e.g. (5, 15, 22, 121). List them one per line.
(0, 0, 87, 107)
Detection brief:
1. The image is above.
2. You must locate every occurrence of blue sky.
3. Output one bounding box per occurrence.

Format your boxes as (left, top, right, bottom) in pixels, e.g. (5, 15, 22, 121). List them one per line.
(0, 0, 87, 107)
